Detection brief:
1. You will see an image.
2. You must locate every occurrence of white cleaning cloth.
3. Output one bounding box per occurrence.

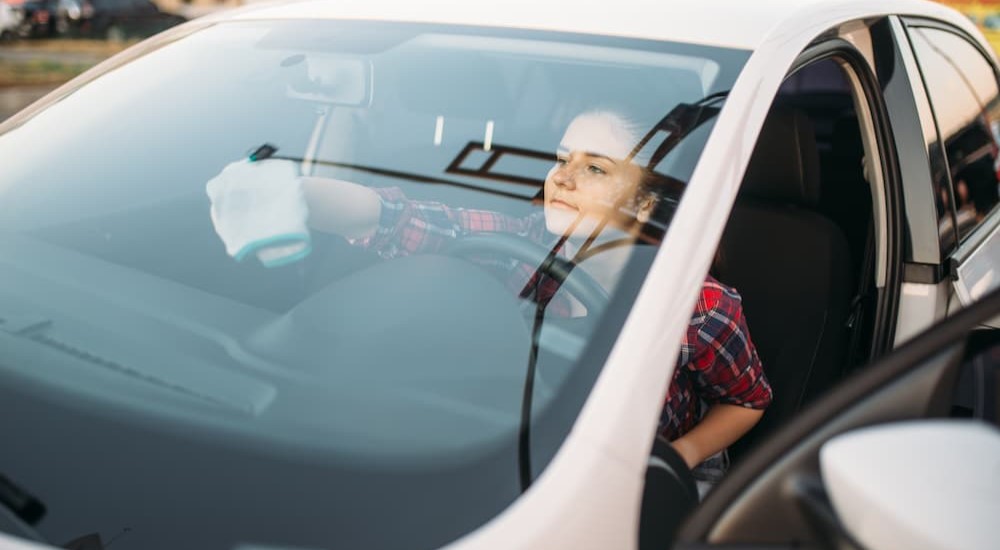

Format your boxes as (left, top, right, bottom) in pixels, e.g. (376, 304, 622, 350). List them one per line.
(206, 159, 312, 268)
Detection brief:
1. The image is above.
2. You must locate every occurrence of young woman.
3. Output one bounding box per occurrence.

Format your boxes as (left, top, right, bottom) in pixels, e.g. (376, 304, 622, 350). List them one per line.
(208, 110, 772, 494)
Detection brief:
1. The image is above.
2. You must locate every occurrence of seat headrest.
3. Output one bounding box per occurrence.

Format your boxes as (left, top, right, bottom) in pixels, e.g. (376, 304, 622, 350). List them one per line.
(740, 107, 821, 207)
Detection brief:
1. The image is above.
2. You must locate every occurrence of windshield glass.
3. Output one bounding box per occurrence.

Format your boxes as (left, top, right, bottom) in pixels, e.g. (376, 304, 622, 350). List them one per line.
(0, 19, 747, 550)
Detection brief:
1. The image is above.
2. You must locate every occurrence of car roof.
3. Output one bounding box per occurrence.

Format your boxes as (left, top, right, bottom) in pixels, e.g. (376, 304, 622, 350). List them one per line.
(218, 0, 970, 50)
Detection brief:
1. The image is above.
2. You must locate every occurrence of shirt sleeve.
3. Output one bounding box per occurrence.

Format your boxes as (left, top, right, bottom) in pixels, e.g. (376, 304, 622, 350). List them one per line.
(688, 284, 772, 409)
(354, 187, 537, 259)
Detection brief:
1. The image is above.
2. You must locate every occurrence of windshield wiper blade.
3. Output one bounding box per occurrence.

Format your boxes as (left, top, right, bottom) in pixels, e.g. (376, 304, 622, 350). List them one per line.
(248, 144, 535, 202)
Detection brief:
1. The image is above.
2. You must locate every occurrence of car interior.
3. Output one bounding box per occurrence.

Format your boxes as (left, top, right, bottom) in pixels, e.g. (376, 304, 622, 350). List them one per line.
(720, 57, 878, 462)
(639, 56, 883, 547)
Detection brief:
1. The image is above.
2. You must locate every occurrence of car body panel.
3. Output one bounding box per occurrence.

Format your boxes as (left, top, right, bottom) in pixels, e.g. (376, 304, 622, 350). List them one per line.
(220, 0, 966, 51)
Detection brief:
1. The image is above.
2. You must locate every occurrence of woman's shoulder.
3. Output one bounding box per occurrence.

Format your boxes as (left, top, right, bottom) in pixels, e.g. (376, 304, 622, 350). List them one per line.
(697, 274, 744, 314)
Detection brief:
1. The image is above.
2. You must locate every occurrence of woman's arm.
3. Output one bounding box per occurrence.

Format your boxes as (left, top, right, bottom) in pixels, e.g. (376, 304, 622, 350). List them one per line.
(671, 404, 763, 469)
(301, 176, 382, 239)
(674, 281, 772, 469)
(302, 175, 536, 258)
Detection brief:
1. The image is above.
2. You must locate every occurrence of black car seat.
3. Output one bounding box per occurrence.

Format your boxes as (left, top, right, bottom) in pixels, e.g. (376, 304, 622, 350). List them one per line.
(717, 106, 855, 462)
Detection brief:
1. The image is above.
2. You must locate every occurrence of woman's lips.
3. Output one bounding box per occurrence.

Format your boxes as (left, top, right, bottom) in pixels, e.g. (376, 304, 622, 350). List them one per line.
(549, 199, 578, 211)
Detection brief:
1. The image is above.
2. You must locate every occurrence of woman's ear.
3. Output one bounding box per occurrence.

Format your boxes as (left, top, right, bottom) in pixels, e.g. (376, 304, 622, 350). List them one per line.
(636, 196, 655, 224)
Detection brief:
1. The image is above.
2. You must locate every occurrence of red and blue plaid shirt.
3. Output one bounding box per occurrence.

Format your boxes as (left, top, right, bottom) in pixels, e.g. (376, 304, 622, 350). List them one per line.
(357, 187, 772, 441)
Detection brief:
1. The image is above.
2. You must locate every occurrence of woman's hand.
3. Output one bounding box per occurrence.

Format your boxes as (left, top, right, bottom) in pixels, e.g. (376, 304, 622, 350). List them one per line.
(670, 403, 764, 469)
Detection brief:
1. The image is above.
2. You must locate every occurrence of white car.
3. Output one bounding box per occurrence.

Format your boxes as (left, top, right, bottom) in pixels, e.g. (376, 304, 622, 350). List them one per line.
(0, 1, 997, 549)
(0, 1, 21, 40)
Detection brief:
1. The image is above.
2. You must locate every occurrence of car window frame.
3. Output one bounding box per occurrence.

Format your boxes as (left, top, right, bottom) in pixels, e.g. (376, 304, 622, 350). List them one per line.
(784, 30, 905, 362)
(829, 23, 907, 362)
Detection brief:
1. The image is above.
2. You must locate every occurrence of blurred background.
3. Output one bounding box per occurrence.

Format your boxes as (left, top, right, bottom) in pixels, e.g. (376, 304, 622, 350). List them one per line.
(946, 0, 1000, 49)
(0, 0, 244, 119)
(1, 0, 1000, 121)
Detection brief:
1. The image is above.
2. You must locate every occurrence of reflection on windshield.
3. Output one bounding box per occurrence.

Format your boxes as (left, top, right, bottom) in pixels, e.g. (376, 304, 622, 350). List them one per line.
(0, 19, 748, 550)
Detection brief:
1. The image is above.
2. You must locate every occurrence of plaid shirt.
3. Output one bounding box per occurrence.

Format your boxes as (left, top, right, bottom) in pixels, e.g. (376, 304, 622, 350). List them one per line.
(663, 279, 772, 440)
(358, 187, 772, 444)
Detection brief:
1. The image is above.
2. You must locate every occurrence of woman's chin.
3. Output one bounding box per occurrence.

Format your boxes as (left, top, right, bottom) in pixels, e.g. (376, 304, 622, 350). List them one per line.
(545, 209, 603, 238)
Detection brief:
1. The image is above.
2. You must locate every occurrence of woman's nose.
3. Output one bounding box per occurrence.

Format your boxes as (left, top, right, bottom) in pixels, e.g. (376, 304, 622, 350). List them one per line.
(552, 164, 576, 188)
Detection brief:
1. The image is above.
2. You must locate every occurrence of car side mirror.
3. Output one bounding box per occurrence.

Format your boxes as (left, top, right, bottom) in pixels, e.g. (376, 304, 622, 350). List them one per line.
(820, 420, 1000, 550)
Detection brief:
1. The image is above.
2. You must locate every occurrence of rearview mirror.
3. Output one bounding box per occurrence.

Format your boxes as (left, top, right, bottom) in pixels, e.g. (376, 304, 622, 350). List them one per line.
(282, 54, 372, 107)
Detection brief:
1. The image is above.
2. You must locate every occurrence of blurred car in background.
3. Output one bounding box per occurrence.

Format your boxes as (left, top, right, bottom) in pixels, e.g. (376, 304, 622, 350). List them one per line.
(0, 0, 21, 40)
(48, 0, 90, 35)
(985, 12, 1000, 29)
(2, 0, 51, 38)
(51, 0, 184, 39)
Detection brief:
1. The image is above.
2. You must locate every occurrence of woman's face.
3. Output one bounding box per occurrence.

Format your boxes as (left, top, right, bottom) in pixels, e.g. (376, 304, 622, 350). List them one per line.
(544, 113, 645, 237)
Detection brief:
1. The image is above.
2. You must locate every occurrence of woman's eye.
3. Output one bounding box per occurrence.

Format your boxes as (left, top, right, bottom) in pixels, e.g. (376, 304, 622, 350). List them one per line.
(555, 158, 568, 167)
(587, 164, 607, 175)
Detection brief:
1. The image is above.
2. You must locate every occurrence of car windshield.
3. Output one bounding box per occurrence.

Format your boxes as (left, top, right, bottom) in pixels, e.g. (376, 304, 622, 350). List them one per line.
(0, 19, 747, 550)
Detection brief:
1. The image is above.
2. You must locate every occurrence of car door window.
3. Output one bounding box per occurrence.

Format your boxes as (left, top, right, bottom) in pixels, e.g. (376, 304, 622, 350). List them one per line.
(906, 23, 1000, 311)
(713, 56, 883, 460)
(906, 25, 1000, 245)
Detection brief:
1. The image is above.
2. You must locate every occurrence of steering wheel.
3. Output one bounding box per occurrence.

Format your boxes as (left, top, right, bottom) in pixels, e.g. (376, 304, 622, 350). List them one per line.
(447, 232, 610, 315)
(640, 435, 700, 548)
